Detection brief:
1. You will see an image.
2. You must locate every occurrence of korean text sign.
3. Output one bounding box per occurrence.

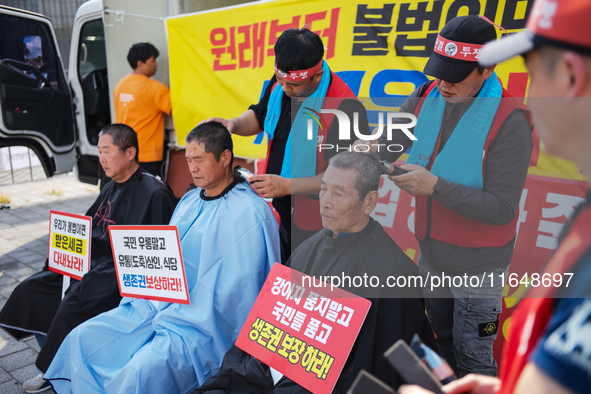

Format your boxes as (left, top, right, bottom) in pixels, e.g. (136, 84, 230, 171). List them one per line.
(47, 210, 91, 280)
(108, 225, 190, 304)
(236, 263, 371, 394)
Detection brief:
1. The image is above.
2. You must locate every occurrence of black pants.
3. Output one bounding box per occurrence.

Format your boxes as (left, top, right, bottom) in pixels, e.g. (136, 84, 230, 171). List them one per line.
(274, 196, 317, 264)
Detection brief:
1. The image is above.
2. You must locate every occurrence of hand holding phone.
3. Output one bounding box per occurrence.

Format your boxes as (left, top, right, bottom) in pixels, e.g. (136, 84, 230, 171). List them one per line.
(380, 160, 409, 176)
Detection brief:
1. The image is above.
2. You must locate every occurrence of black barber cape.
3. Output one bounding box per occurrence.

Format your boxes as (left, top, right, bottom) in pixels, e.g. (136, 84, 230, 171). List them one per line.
(0, 168, 177, 372)
(194, 218, 435, 393)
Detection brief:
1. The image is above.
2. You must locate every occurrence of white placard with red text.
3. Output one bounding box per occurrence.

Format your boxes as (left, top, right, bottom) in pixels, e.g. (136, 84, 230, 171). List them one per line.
(236, 263, 371, 394)
(47, 210, 92, 280)
(109, 225, 189, 304)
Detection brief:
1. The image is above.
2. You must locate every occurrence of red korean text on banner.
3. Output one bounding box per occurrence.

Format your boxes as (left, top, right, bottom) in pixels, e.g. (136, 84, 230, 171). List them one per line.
(236, 263, 371, 394)
(108, 225, 190, 305)
(48, 210, 92, 281)
(209, 8, 340, 72)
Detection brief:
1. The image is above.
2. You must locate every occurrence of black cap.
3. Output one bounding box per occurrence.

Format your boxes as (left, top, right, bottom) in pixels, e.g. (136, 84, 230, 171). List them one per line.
(424, 15, 497, 83)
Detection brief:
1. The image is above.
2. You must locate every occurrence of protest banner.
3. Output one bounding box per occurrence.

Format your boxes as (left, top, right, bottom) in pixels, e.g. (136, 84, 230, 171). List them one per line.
(236, 263, 371, 394)
(108, 225, 190, 304)
(167, 0, 532, 159)
(47, 210, 92, 280)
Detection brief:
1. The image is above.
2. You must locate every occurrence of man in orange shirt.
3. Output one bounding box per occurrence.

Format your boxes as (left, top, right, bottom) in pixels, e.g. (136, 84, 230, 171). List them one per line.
(114, 43, 171, 178)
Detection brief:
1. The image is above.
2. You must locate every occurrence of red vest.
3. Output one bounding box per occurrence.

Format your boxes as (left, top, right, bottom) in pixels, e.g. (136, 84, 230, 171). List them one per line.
(499, 204, 591, 393)
(264, 72, 357, 231)
(413, 81, 526, 247)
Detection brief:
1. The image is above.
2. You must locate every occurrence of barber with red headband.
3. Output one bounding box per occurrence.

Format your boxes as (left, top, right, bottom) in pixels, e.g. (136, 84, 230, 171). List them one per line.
(203, 28, 357, 263)
(356, 15, 533, 378)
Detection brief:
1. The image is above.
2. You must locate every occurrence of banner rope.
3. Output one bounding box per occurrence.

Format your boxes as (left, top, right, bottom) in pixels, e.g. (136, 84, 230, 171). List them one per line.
(103, 8, 166, 27)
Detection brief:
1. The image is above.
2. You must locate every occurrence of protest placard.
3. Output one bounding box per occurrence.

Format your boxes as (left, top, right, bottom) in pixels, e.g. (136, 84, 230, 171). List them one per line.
(236, 263, 371, 394)
(47, 210, 92, 280)
(109, 225, 189, 304)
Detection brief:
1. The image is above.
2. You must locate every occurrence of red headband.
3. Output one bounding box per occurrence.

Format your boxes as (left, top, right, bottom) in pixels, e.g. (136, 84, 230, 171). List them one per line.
(274, 60, 323, 81)
(433, 34, 485, 62)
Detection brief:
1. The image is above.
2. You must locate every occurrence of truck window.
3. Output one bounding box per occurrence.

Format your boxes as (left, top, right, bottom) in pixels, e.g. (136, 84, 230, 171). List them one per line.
(78, 19, 106, 80)
(23, 36, 44, 67)
(0, 14, 66, 91)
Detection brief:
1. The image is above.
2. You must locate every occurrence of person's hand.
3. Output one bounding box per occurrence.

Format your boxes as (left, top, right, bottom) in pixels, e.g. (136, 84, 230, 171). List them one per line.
(352, 138, 377, 153)
(398, 384, 436, 394)
(389, 164, 438, 196)
(352, 127, 381, 153)
(398, 374, 501, 394)
(198, 117, 236, 133)
(442, 374, 501, 394)
(248, 174, 291, 198)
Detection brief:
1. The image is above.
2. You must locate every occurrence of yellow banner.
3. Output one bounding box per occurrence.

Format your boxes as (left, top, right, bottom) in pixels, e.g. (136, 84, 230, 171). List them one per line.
(166, 0, 582, 180)
(53, 233, 86, 256)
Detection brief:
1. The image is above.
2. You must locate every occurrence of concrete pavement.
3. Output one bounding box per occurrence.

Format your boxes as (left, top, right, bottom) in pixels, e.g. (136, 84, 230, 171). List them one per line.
(0, 172, 100, 393)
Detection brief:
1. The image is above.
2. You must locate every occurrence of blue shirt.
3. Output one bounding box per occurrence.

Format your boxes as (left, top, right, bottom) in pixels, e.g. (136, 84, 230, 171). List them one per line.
(531, 248, 591, 394)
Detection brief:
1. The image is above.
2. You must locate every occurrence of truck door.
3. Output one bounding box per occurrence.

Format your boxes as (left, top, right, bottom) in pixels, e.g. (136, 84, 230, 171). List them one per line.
(0, 7, 76, 176)
(69, 14, 110, 185)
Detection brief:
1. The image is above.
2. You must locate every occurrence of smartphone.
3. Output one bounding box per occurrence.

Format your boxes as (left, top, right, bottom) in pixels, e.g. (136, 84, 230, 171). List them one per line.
(380, 160, 409, 176)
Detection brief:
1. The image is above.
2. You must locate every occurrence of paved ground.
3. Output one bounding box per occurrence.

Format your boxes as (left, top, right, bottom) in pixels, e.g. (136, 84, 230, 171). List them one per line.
(0, 172, 100, 393)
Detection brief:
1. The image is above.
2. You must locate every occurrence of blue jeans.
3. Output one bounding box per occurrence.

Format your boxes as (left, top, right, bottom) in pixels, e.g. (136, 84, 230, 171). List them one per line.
(418, 254, 508, 377)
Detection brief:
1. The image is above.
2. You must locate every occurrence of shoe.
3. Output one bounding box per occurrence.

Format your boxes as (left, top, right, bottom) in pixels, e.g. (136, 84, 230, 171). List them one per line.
(23, 373, 51, 393)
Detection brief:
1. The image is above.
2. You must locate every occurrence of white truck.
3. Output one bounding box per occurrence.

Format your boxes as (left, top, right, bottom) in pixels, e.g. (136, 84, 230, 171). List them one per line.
(0, 0, 252, 192)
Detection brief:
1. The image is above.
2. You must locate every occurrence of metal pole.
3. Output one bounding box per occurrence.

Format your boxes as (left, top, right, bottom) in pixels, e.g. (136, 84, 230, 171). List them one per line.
(8, 146, 14, 184)
(28, 148, 33, 181)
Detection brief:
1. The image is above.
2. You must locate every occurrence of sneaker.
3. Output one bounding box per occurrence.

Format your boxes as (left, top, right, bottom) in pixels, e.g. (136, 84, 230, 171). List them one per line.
(23, 373, 51, 393)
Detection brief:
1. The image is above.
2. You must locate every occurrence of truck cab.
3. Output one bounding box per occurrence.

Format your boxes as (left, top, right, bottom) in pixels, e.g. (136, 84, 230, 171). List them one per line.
(0, 2, 108, 184)
(0, 1, 167, 185)
(0, 5, 76, 178)
(1, 0, 253, 189)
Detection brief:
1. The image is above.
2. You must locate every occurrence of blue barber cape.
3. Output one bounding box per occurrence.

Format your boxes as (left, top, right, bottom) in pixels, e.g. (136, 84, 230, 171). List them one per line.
(45, 180, 280, 394)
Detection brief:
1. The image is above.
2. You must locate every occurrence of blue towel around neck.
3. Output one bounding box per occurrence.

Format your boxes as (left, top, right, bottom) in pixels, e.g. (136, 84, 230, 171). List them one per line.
(264, 60, 331, 178)
(406, 72, 502, 189)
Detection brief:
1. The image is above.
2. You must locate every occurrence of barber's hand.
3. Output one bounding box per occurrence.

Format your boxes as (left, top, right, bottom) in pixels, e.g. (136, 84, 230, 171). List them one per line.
(352, 138, 376, 153)
(389, 164, 438, 196)
(198, 117, 236, 133)
(248, 174, 291, 198)
(398, 385, 436, 394)
(442, 374, 500, 394)
(352, 127, 381, 153)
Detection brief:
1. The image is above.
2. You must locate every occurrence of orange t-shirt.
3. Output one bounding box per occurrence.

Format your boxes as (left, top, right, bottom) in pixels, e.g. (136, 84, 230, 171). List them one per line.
(113, 74, 171, 162)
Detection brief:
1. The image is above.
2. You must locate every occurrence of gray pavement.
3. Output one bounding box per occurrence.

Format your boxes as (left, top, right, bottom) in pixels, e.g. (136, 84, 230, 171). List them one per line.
(0, 173, 100, 393)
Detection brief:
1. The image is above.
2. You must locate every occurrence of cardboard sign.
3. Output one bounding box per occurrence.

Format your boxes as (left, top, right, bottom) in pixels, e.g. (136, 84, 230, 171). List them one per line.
(47, 211, 92, 280)
(236, 263, 371, 394)
(108, 225, 190, 304)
